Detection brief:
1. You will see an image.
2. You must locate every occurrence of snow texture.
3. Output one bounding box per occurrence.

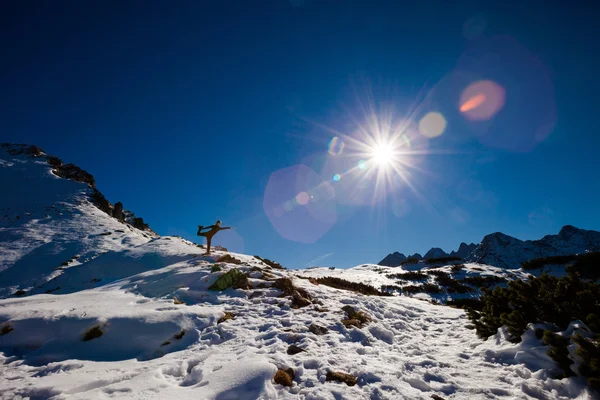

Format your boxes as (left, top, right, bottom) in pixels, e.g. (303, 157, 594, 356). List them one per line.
(0, 145, 596, 399)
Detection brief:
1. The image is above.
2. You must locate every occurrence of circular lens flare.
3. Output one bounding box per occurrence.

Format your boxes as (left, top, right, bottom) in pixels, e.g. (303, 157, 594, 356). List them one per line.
(327, 136, 345, 156)
(263, 164, 336, 243)
(419, 112, 447, 138)
(295, 191, 310, 205)
(459, 80, 505, 121)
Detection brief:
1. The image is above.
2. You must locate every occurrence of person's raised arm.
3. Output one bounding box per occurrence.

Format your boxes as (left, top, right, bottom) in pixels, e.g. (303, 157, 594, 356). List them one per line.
(219, 226, 232, 231)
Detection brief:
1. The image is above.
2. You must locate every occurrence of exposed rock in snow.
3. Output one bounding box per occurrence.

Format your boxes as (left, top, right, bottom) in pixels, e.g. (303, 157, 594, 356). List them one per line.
(0, 143, 157, 297)
(0, 144, 596, 399)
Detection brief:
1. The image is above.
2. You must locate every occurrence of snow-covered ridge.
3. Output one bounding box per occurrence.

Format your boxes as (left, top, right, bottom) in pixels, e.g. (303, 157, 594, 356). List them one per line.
(0, 144, 595, 399)
(469, 225, 600, 269)
(297, 261, 528, 305)
(379, 226, 600, 269)
(1, 240, 592, 399)
(0, 143, 157, 297)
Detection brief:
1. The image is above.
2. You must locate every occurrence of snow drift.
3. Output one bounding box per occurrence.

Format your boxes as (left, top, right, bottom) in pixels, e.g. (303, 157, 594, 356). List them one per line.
(0, 144, 596, 399)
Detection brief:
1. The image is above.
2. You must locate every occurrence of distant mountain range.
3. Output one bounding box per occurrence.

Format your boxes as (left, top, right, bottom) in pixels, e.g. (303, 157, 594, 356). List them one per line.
(379, 225, 600, 269)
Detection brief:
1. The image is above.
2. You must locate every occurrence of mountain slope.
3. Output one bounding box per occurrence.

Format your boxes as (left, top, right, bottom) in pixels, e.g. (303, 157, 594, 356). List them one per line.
(449, 242, 477, 259)
(423, 247, 449, 259)
(469, 226, 600, 269)
(378, 251, 407, 266)
(0, 144, 594, 399)
(0, 143, 156, 297)
(379, 226, 600, 269)
(1, 247, 591, 399)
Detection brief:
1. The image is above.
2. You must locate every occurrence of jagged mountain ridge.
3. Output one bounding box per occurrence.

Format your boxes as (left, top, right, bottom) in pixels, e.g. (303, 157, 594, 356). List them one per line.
(0, 143, 154, 232)
(450, 242, 478, 259)
(0, 144, 596, 399)
(379, 242, 476, 266)
(379, 226, 600, 269)
(470, 225, 600, 269)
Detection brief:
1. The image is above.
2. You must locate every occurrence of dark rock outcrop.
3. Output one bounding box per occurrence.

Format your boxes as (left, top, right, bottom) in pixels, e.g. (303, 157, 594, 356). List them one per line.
(113, 202, 124, 221)
(54, 163, 96, 187)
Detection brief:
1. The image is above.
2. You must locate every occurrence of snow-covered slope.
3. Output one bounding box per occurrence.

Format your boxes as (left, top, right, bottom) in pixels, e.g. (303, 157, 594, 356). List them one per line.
(1, 246, 592, 399)
(297, 262, 528, 304)
(0, 143, 156, 298)
(0, 144, 595, 399)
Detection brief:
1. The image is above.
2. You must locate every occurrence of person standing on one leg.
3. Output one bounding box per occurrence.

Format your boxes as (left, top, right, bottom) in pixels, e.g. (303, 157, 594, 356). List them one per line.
(197, 220, 232, 254)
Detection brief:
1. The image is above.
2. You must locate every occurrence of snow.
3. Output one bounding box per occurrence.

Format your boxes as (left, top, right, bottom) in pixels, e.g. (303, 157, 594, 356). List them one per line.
(296, 262, 531, 304)
(0, 145, 596, 399)
(468, 228, 600, 269)
(1, 255, 594, 399)
(0, 145, 155, 298)
(380, 226, 600, 270)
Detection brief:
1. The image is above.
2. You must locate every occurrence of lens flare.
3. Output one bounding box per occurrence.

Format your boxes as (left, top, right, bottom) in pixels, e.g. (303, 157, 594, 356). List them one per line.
(283, 201, 294, 211)
(459, 80, 505, 121)
(327, 136, 345, 156)
(263, 164, 336, 243)
(459, 93, 486, 112)
(418, 112, 447, 138)
(401, 134, 411, 148)
(295, 191, 310, 205)
(306, 88, 438, 210)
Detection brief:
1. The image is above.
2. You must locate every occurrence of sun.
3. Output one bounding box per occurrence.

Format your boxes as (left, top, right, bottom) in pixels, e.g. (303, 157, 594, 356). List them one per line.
(315, 104, 435, 208)
(372, 143, 394, 165)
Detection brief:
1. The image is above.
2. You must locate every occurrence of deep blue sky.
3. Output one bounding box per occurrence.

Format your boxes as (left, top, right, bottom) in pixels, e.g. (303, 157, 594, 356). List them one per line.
(2, 1, 599, 269)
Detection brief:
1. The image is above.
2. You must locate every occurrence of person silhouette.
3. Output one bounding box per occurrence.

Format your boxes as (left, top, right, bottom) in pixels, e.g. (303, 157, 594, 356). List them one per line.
(197, 220, 232, 254)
